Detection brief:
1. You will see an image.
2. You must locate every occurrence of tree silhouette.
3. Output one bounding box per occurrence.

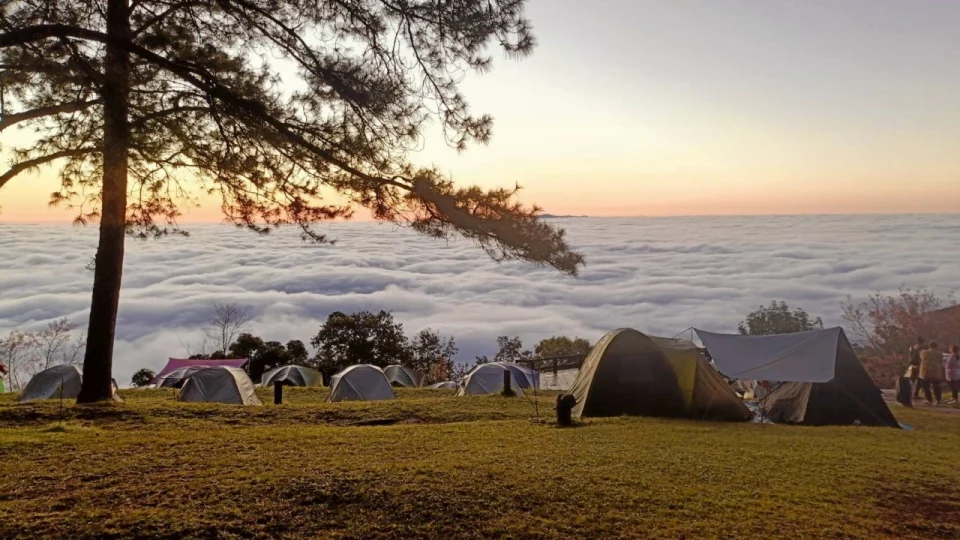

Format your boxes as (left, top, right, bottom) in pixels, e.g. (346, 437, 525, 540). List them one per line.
(0, 1, 585, 401)
(130, 367, 154, 388)
(738, 301, 824, 336)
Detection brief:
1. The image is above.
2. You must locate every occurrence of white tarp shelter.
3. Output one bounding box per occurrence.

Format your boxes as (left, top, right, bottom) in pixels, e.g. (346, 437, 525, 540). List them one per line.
(427, 381, 458, 390)
(19, 364, 83, 402)
(457, 364, 525, 396)
(178, 367, 262, 405)
(695, 327, 843, 383)
(327, 364, 396, 402)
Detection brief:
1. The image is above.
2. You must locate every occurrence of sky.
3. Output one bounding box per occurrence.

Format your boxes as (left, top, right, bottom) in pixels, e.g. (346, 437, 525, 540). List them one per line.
(1, 0, 959, 222)
(3, 215, 959, 385)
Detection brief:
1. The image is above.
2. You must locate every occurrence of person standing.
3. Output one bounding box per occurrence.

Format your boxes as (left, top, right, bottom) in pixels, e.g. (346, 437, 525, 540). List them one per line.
(919, 341, 945, 405)
(945, 344, 960, 405)
(908, 337, 926, 399)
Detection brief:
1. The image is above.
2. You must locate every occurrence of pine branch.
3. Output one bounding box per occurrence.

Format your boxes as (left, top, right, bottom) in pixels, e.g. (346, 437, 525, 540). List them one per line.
(0, 147, 98, 190)
(0, 99, 101, 131)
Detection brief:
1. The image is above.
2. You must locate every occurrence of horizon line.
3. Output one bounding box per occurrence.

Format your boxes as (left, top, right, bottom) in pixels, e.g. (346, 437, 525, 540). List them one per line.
(2, 210, 959, 227)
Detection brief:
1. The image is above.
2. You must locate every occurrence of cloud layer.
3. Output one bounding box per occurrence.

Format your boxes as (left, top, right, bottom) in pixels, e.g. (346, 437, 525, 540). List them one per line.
(2, 214, 959, 385)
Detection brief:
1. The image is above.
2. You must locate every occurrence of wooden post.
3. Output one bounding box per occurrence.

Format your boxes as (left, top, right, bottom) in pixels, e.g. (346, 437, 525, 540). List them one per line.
(501, 369, 512, 396)
(274, 381, 283, 405)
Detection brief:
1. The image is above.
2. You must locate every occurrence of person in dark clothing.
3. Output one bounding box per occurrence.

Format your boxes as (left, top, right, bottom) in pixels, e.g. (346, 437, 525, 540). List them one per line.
(919, 341, 944, 405)
(908, 337, 926, 399)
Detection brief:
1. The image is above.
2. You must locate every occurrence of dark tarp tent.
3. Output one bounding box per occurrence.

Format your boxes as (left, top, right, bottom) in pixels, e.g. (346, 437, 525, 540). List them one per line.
(570, 329, 688, 419)
(696, 327, 898, 427)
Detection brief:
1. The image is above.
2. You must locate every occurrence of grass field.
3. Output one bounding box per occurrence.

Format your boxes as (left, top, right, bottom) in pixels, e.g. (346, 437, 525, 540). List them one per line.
(1, 388, 958, 539)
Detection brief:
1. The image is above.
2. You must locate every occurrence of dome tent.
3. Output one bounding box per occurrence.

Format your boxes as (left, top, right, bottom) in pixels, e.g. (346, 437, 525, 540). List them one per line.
(154, 366, 203, 389)
(457, 364, 526, 396)
(178, 367, 261, 405)
(427, 381, 459, 390)
(488, 362, 538, 389)
(261, 365, 322, 387)
(19, 364, 83, 402)
(383, 365, 426, 388)
(570, 329, 688, 419)
(327, 365, 396, 402)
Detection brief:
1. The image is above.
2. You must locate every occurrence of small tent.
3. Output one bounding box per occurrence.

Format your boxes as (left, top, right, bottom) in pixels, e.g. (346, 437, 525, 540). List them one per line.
(150, 357, 249, 385)
(570, 329, 687, 418)
(651, 336, 752, 421)
(327, 365, 396, 402)
(261, 365, 322, 387)
(383, 365, 426, 388)
(696, 327, 898, 427)
(457, 364, 526, 396)
(154, 366, 203, 389)
(177, 367, 261, 405)
(427, 381, 459, 390)
(19, 364, 83, 402)
(488, 362, 539, 389)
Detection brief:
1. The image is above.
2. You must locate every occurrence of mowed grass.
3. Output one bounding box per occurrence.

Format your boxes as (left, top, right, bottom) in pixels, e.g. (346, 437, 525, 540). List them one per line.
(1, 388, 959, 539)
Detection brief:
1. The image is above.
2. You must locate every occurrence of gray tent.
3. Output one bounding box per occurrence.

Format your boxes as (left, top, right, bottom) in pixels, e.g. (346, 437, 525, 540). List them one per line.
(261, 365, 322, 387)
(327, 365, 396, 402)
(383, 365, 426, 388)
(19, 364, 83, 402)
(457, 364, 525, 396)
(427, 381, 459, 390)
(178, 367, 262, 405)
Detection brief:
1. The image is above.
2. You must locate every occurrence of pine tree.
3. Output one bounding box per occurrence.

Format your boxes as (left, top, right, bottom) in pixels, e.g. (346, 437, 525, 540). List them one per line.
(0, 1, 585, 401)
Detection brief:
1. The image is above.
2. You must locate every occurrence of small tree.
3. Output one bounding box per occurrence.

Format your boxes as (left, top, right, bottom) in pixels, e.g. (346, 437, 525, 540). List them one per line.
(130, 368, 155, 388)
(309, 311, 412, 383)
(31, 318, 85, 369)
(205, 303, 253, 354)
(534, 336, 591, 358)
(285, 340, 309, 365)
(0, 330, 39, 391)
(493, 336, 532, 363)
(409, 328, 458, 381)
(738, 301, 824, 336)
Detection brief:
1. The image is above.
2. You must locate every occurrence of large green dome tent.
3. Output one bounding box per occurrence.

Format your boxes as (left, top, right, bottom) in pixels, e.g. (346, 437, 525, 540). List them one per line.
(570, 329, 687, 419)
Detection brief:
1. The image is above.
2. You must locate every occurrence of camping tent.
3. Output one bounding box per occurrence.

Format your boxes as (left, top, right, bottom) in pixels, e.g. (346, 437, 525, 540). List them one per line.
(570, 329, 688, 418)
(326, 365, 396, 402)
(457, 364, 526, 396)
(649, 336, 752, 421)
(19, 364, 83, 402)
(383, 365, 426, 388)
(150, 357, 249, 385)
(695, 327, 898, 427)
(177, 367, 261, 405)
(489, 362, 539, 389)
(427, 381, 459, 390)
(154, 366, 203, 389)
(260, 365, 322, 387)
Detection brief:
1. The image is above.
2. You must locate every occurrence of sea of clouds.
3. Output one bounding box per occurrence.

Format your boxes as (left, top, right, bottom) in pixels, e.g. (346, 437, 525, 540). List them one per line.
(2, 214, 959, 385)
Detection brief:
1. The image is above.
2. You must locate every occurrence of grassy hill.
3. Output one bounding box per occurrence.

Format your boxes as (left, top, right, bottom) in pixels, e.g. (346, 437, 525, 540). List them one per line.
(0, 388, 958, 539)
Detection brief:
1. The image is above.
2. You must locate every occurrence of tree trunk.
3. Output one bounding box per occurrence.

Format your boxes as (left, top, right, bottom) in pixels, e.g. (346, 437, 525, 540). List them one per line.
(77, 0, 131, 403)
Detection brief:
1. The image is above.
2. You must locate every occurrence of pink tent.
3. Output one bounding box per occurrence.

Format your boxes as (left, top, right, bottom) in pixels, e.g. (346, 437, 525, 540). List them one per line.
(150, 358, 249, 384)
